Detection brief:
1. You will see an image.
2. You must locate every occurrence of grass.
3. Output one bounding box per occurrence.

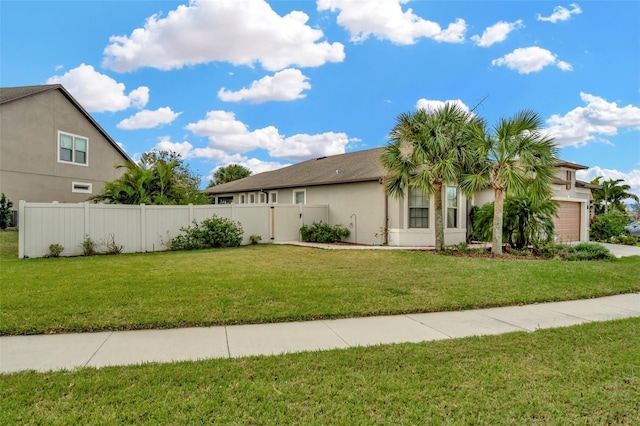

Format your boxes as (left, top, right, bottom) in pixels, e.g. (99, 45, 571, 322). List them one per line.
(1, 230, 639, 335)
(1, 318, 639, 424)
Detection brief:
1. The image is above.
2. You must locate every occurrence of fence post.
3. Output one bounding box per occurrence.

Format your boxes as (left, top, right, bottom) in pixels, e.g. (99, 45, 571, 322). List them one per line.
(188, 204, 194, 224)
(18, 200, 25, 259)
(84, 202, 90, 240)
(140, 203, 146, 252)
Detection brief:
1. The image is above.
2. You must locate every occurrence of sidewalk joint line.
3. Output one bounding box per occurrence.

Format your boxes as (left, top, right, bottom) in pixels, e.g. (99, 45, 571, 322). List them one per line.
(224, 326, 231, 358)
(320, 321, 351, 347)
(84, 331, 113, 367)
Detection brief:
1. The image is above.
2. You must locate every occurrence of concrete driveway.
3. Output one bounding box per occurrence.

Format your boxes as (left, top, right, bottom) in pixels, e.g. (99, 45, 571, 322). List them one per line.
(591, 242, 640, 258)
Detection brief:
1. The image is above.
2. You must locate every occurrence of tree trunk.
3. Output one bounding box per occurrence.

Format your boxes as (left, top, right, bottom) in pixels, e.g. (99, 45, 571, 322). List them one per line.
(434, 183, 445, 251)
(492, 188, 505, 255)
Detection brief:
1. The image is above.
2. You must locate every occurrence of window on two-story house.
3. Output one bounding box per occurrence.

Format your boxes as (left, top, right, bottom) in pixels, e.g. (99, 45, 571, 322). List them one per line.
(566, 171, 572, 190)
(408, 187, 429, 228)
(294, 190, 306, 204)
(447, 187, 458, 228)
(58, 131, 88, 165)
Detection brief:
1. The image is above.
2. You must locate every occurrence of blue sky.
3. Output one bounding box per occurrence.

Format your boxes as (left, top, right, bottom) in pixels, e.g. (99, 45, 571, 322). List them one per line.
(2, 0, 639, 196)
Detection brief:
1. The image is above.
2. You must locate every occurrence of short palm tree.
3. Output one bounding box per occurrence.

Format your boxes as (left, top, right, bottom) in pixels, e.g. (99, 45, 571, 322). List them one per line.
(381, 103, 480, 251)
(461, 110, 557, 255)
(590, 177, 639, 214)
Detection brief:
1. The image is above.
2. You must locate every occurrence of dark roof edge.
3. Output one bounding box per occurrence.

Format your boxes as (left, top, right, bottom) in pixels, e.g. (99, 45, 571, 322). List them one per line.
(555, 160, 588, 170)
(204, 176, 383, 194)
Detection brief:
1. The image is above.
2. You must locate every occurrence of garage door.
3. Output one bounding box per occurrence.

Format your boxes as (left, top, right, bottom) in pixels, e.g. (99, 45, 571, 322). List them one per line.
(554, 201, 581, 242)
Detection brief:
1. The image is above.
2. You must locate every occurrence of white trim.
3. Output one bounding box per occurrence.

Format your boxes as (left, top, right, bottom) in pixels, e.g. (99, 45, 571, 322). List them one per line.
(269, 191, 278, 204)
(551, 196, 587, 203)
(238, 193, 246, 204)
(57, 130, 89, 166)
(293, 189, 306, 205)
(258, 192, 267, 204)
(71, 181, 92, 194)
(249, 193, 256, 204)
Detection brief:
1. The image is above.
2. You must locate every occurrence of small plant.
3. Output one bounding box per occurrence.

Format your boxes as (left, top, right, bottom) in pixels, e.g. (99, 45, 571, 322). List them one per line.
(0, 193, 13, 230)
(81, 235, 97, 256)
(249, 234, 262, 245)
(590, 211, 629, 242)
(300, 221, 350, 243)
(559, 243, 614, 261)
(610, 234, 638, 246)
(48, 244, 64, 257)
(374, 227, 390, 244)
(101, 234, 123, 255)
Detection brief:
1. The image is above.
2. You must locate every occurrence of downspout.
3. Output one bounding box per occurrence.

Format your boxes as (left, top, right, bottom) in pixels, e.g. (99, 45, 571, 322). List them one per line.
(384, 193, 389, 245)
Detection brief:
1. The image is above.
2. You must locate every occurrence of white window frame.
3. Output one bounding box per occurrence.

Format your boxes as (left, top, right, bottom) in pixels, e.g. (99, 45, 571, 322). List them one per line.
(446, 186, 458, 229)
(269, 191, 278, 204)
(239, 193, 246, 204)
(408, 187, 429, 228)
(58, 131, 89, 166)
(71, 181, 92, 194)
(293, 189, 306, 205)
(249, 193, 256, 204)
(259, 192, 267, 204)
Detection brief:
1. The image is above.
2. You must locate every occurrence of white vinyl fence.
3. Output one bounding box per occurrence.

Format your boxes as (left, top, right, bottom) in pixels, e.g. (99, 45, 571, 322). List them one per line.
(18, 201, 328, 259)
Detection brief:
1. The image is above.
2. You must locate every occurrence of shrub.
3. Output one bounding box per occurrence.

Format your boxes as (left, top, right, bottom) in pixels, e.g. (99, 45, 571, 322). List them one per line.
(590, 211, 629, 242)
(101, 234, 123, 255)
(249, 234, 262, 245)
(610, 234, 638, 246)
(169, 215, 244, 250)
(300, 221, 350, 243)
(81, 235, 97, 256)
(558, 243, 614, 261)
(48, 244, 64, 257)
(0, 193, 13, 230)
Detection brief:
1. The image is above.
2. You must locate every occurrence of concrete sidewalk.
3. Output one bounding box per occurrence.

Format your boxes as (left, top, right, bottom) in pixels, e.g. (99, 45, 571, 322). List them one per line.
(1, 293, 638, 374)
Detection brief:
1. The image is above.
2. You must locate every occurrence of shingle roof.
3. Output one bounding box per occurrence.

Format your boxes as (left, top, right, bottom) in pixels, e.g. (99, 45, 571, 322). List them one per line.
(205, 148, 386, 194)
(0, 84, 134, 164)
(205, 148, 595, 195)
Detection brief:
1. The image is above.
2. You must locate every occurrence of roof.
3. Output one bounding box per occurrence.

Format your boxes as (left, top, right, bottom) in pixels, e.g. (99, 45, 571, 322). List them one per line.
(205, 147, 386, 194)
(206, 148, 597, 196)
(554, 160, 588, 170)
(0, 84, 134, 164)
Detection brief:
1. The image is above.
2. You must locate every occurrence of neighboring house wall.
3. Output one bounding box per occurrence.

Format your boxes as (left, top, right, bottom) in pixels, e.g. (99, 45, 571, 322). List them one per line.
(551, 166, 591, 242)
(0, 86, 129, 203)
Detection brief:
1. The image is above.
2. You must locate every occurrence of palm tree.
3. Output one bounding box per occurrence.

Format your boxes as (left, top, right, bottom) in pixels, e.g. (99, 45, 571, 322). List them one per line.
(590, 177, 639, 215)
(461, 110, 557, 255)
(381, 103, 480, 251)
(208, 164, 252, 187)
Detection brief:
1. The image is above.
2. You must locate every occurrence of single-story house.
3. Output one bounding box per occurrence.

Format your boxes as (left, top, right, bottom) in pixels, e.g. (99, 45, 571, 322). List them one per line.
(204, 148, 596, 246)
(0, 84, 133, 207)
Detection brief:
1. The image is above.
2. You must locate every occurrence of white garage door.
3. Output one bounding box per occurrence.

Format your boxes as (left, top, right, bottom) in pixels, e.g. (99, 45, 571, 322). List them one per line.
(554, 201, 581, 242)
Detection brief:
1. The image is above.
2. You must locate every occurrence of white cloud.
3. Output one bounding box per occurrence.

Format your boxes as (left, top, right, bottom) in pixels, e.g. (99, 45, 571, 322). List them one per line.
(218, 68, 311, 103)
(537, 3, 582, 23)
(152, 138, 194, 158)
(185, 110, 352, 160)
(545, 92, 640, 147)
(46, 63, 149, 112)
(415, 98, 470, 113)
(577, 167, 640, 200)
(491, 46, 571, 74)
(471, 20, 523, 47)
(317, 0, 466, 45)
(117, 107, 182, 130)
(102, 0, 344, 72)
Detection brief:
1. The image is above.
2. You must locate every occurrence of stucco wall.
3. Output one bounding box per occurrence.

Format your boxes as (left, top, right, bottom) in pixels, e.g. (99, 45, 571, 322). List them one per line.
(0, 89, 127, 203)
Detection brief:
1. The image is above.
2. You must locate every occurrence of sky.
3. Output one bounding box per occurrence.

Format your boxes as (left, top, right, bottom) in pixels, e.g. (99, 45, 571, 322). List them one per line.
(1, 0, 639, 198)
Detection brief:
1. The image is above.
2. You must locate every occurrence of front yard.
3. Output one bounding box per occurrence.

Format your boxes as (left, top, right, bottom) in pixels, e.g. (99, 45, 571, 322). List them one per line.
(2, 318, 639, 424)
(1, 230, 639, 335)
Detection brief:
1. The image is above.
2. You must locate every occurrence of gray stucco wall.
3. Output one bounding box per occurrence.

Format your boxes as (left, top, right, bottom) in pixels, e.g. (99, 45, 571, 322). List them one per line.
(0, 89, 128, 203)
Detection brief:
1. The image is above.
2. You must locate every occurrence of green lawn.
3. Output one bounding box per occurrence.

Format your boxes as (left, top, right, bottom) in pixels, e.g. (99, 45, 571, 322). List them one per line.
(2, 318, 638, 424)
(1, 230, 639, 335)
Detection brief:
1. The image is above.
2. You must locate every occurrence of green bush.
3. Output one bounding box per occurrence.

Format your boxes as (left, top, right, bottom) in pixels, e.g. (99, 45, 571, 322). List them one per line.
(48, 244, 64, 257)
(300, 221, 350, 243)
(610, 234, 638, 246)
(558, 243, 614, 261)
(590, 211, 629, 242)
(0, 193, 13, 230)
(170, 215, 244, 250)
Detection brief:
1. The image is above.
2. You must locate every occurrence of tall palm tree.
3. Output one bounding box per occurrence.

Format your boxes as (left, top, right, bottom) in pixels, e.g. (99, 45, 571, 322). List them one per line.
(461, 110, 557, 255)
(590, 177, 639, 214)
(381, 103, 480, 251)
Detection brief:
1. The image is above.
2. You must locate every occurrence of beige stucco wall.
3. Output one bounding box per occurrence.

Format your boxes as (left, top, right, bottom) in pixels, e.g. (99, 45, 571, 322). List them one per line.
(0, 89, 127, 203)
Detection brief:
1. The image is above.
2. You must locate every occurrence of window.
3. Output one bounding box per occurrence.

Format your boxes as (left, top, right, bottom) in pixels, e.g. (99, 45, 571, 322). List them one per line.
(447, 187, 458, 228)
(58, 131, 88, 165)
(71, 182, 92, 194)
(408, 188, 429, 228)
(249, 193, 256, 204)
(294, 190, 306, 205)
(565, 171, 572, 190)
(259, 192, 266, 204)
(217, 196, 233, 205)
(239, 194, 246, 204)
(269, 191, 278, 204)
